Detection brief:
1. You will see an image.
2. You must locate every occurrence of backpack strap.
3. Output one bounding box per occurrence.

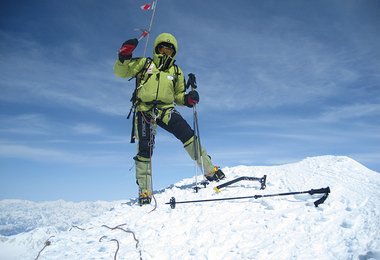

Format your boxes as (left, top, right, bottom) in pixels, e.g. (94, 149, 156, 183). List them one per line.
(172, 63, 180, 87)
(127, 58, 153, 82)
(128, 58, 153, 105)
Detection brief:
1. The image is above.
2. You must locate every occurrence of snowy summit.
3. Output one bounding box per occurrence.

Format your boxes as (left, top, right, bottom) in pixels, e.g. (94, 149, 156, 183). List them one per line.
(1, 156, 379, 259)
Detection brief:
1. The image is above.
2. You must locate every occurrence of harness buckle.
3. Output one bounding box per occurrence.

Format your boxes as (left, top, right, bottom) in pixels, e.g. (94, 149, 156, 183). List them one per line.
(152, 107, 159, 121)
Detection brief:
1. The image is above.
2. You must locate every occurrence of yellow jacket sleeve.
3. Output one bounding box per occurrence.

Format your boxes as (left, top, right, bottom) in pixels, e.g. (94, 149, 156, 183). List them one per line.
(113, 57, 147, 78)
(174, 66, 186, 106)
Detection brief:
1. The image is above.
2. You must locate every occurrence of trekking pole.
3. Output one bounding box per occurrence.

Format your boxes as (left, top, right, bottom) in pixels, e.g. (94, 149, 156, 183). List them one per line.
(192, 105, 199, 191)
(186, 73, 205, 192)
(143, 0, 159, 57)
(134, 29, 149, 42)
(166, 187, 331, 209)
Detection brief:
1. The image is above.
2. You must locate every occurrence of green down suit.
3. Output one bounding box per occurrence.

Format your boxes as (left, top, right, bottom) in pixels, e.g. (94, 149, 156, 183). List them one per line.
(113, 33, 217, 196)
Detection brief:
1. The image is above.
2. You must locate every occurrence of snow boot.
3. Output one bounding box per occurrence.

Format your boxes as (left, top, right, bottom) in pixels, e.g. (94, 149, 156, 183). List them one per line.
(205, 167, 226, 182)
(139, 191, 152, 206)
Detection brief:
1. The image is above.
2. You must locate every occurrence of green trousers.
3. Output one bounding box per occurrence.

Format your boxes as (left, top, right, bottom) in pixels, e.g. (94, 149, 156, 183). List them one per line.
(184, 136, 214, 174)
(135, 136, 215, 195)
(134, 108, 216, 196)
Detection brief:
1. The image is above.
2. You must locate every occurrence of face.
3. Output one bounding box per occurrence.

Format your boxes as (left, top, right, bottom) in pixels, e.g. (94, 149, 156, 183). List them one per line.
(158, 44, 174, 57)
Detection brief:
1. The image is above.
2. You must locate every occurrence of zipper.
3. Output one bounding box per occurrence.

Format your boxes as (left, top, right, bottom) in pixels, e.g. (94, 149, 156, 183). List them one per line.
(154, 73, 160, 103)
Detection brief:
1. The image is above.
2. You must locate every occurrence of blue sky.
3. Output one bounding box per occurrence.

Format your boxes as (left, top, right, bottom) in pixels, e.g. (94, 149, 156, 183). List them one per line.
(1, 0, 379, 201)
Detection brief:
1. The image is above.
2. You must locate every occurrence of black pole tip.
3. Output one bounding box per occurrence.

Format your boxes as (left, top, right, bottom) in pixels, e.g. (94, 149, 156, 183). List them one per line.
(260, 175, 267, 190)
(193, 186, 201, 193)
(169, 197, 176, 209)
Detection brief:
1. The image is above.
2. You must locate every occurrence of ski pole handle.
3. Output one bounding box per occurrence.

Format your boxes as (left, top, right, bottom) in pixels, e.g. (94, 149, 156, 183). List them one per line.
(309, 187, 330, 195)
(314, 192, 329, 207)
(309, 187, 330, 207)
(186, 73, 197, 90)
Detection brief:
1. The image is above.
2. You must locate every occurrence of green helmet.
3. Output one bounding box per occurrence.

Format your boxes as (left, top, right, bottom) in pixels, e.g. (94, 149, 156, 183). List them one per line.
(153, 33, 178, 71)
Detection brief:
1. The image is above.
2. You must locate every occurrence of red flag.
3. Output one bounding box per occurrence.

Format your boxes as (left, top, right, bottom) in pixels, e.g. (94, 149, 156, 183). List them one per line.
(140, 3, 152, 11)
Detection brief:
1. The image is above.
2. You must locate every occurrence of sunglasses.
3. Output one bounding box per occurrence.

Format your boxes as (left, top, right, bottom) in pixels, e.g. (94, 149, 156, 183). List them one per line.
(158, 44, 174, 56)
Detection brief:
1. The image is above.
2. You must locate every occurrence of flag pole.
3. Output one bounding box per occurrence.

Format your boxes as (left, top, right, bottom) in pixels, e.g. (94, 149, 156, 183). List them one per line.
(143, 0, 159, 57)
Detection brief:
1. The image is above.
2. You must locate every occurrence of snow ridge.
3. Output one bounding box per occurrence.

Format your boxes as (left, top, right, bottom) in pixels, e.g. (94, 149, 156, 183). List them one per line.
(0, 200, 120, 236)
(1, 156, 379, 259)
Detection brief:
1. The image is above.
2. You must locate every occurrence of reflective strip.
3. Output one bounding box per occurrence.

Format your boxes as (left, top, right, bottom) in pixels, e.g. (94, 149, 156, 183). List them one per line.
(183, 136, 195, 147)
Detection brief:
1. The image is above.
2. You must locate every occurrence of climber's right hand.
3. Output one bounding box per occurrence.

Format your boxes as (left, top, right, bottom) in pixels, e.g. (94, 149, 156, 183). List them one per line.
(118, 38, 138, 62)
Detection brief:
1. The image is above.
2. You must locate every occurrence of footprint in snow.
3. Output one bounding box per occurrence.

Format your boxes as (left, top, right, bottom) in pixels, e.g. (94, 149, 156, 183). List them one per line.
(358, 250, 380, 260)
(340, 219, 353, 229)
(345, 206, 353, 212)
(260, 200, 274, 210)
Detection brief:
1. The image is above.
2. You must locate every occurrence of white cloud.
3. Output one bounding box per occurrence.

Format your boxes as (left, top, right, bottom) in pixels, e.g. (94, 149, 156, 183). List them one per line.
(71, 123, 104, 135)
(172, 5, 378, 113)
(319, 103, 380, 122)
(0, 114, 52, 135)
(0, 30, 131, 116)
(0, 142, 130, 166)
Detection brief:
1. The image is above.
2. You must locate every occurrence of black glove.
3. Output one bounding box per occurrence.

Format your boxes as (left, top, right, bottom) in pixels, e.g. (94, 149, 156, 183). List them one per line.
(184, 90, 199, 107)
(118, 38, 138, 62)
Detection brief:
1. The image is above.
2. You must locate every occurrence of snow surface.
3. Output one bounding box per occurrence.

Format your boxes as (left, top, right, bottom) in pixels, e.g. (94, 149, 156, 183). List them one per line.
(1, 156, 379, 260)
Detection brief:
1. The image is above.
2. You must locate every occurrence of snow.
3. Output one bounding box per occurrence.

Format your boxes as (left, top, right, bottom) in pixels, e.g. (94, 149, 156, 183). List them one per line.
(1, 156, 379, 259)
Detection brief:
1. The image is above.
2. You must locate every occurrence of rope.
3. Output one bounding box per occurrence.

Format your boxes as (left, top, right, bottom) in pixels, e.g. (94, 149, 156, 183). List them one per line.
(69, 225, 86, 231)
(68, 223, 142, 259)
(99, 236, 120, 260)
(140, 111, 158, 211)
(149, 110, 158, 212)
(101, 224, 142, 260)
(34, 236, 55, 260)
